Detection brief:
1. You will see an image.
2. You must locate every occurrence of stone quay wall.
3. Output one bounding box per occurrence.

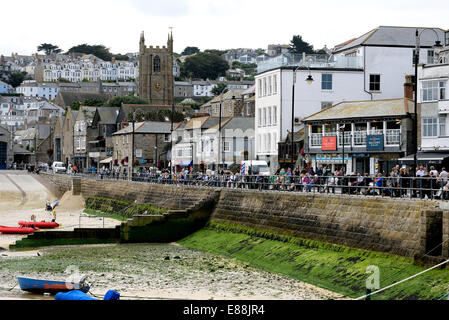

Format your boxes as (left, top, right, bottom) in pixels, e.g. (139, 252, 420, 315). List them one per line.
(210, 189, 444, 258)
(38, 173, 449, 258)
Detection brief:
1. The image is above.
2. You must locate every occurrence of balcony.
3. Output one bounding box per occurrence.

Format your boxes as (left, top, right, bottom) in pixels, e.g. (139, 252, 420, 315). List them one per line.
(257, 53, 363, 73)
(438, 100, 449, 114)
(309, 129, 401, 149)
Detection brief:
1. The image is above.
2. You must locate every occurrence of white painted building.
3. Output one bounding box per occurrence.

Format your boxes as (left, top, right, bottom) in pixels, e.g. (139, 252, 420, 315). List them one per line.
(16, 81, 60, 100)
(255, 26, 447, 171)
(38, 54, 138, 82)
(418, 30, 449, 156)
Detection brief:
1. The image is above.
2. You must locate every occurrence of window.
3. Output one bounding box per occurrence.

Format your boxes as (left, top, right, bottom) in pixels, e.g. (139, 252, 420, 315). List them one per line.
(268, 76, 272, 95)
(273, 75, 278, 94)
(422, 118, 438, 137)
(267, 106, 272, 125)
(263, 78, 267, 96)
(321, 101, 333, 110)
(321, 74, 332, 90)
(263, 108, 267, 126)
(427, 50, 435, 64)
(153, 56, 161, 73)
(223, 141, 230, 152)
(440, 117, 446, 136)
(273, 106, 277, 125)
(422, 81, 446, 102)
(258, 79, 262, 97)
(369, 74, 381, 91)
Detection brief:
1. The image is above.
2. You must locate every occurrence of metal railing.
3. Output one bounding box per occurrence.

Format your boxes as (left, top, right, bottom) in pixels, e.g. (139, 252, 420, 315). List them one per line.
(40, 168, 449, 201)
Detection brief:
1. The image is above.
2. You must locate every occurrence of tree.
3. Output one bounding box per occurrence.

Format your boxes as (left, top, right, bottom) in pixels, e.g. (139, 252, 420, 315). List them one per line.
(181, 46, 200, 56)
(203, 49, 227, 56)
(82, 98, 106, 106)
(67, 44, 113, 61)
(5, 71, 30, 88)
(211, 83, 228, 96)
(113, 54, 129, 61)
(289, 35, 315, 54)
(181, 52, 229, 80)
(37, 43, 62, 55)
(104, 96, 149, 107)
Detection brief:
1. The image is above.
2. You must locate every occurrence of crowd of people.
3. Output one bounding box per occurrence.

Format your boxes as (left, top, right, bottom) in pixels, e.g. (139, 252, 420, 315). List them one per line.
(41, 162, 449, 200)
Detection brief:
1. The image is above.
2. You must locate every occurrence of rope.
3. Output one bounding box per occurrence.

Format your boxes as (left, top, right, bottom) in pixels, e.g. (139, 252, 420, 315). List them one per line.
(0, 283, 18, 292)
(354, 259, 449, 300)
(438, 292, 449, 300)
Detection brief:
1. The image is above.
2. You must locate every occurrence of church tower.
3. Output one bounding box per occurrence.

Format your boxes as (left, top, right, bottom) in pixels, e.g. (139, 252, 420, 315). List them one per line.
(138, 31, 174, 106)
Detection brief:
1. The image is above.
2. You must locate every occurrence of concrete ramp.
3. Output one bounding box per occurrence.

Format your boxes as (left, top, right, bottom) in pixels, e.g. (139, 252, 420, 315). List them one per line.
(0, 171, 56, 210)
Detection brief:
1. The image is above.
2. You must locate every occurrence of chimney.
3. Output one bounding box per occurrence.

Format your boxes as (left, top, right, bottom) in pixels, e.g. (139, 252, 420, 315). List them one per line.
(404, 75, 414, 100)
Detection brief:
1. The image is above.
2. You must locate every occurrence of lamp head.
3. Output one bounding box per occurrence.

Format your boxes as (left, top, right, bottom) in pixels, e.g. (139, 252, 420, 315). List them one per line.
(305, 75, 314, 85)
(433, 40, 443, 48)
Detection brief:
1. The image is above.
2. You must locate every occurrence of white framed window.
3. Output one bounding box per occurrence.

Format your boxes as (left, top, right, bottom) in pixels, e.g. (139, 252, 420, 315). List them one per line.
(321, 74, 332, 90)
(273, 75, 278, 94)
(268, 76, 272, 95)
(273, 106, 277, 125)
(267, 106, 272, 125)
(223, 141, 230, 152)
(263, 108, 267, 126)
(422, 118, 438, 137)
(258, 79, 262, 97)
(369, 74, 381, 92)
(267, 133, 271, 152)
(422, 80, 446, 102)
(440, 116, 446, 136)
(263, 78, 267, 96)
(427, 50, 435, 64)
(258, 108, 262, 127)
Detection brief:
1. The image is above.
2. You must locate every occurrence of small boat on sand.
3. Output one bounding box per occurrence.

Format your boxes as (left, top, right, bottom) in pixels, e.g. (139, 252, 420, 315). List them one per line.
(18, 276, 90, 294)
(18, 221, 59, 229)
(0, 225, 38, 234)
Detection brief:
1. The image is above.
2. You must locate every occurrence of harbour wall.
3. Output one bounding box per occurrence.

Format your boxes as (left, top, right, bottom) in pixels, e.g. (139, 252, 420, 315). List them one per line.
(37, 173, 449, 259)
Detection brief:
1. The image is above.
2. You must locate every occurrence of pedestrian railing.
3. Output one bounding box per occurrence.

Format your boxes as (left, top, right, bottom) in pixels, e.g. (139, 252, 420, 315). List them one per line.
(40, 168, 449, 201)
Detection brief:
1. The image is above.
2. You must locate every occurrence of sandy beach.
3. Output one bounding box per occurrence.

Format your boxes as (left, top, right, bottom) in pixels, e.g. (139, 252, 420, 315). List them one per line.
(0, 171, 343, 300)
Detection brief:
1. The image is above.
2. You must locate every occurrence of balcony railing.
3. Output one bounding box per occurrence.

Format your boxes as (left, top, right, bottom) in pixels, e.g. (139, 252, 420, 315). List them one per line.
(309, 129, 401, 148)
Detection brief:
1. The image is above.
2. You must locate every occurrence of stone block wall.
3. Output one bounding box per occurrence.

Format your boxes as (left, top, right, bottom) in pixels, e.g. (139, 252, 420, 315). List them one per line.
(79, 178, 217, 210)
(211, 189, 441, 258)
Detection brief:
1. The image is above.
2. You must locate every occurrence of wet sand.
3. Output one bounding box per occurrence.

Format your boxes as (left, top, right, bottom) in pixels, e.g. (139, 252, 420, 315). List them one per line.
(0, 243, 343, 300)
(0, 171, 343, 300)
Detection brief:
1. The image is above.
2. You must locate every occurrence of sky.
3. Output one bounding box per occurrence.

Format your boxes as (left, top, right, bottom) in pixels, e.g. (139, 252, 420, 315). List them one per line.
(1, 0, 449, 56)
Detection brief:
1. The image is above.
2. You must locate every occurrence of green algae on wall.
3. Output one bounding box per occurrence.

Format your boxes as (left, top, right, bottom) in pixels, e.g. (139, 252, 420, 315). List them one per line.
(178, 221, 449, 300)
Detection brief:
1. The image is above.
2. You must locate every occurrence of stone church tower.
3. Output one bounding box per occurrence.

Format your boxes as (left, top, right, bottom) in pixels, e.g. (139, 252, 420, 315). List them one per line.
(138, 31, 174, 106)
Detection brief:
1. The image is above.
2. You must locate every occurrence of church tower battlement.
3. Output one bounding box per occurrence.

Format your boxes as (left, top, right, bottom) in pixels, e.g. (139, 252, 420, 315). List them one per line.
(138, 30, 174, 106)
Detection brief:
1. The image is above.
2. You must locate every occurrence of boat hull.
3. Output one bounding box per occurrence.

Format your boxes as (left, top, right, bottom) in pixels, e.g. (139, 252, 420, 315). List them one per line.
(17, 277, 90, 294)
(18, 221, 59, 229)
(0, 226, 37, 234)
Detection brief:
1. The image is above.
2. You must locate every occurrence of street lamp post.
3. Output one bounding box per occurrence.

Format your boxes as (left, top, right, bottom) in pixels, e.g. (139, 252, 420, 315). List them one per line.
(291, 66, 313, 170)
(413, 28, 442, 175)
(340, 124, 346, 174)
(130, 111, 135, 180)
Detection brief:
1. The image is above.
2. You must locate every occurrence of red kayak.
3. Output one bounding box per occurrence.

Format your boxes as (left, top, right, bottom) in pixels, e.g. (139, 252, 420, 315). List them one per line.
(18, 221, 59, 229)
(0, 225, 38, 234)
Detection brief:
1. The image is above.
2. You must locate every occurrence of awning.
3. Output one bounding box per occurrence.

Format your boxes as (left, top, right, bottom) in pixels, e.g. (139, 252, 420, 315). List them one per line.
(398, 152, 449, 164)
(100, 157, 113, 164)
(180, 160, 193, 166)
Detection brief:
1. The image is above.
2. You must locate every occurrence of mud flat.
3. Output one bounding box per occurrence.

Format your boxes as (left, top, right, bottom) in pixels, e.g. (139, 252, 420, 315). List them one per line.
(0, 243, 342, 300)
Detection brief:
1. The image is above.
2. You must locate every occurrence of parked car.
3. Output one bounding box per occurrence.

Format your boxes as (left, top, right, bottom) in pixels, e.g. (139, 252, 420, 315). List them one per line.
(52, 161, 66, 174)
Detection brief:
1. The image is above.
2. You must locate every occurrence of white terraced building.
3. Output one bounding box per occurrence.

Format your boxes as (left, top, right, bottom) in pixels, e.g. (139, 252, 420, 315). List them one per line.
(255, 26, 446, 172)
(36, 54, 138, 82)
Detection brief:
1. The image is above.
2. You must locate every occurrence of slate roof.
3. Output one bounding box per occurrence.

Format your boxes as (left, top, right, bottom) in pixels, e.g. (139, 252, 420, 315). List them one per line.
(55, 92, 109, 107)
(303, 98, 415, 122)
(334, 26, 446, 53)
(112, 121, 174, 135)
(96, 107, 120, 125)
